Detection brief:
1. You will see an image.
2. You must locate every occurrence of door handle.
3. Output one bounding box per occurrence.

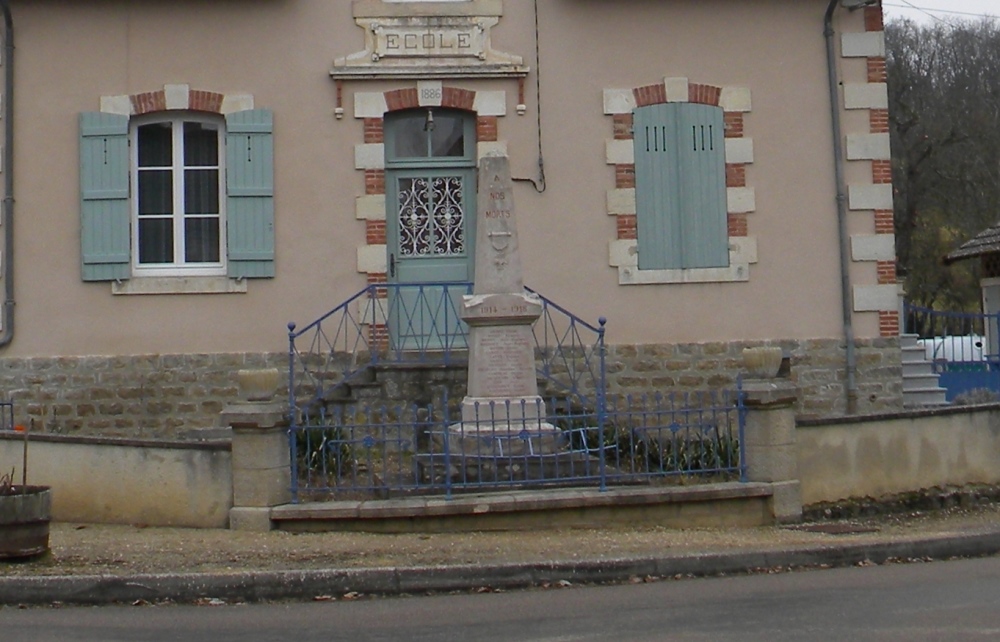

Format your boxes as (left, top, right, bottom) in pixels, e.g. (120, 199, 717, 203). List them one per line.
(389, 253, 396, 278)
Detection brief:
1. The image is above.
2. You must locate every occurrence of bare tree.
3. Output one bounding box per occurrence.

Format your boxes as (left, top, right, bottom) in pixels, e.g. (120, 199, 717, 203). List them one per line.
(887, 18, 1000, 310)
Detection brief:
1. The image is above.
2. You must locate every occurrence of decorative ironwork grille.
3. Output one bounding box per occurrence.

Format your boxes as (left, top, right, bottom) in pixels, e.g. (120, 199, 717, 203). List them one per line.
(397, 176, 465, 257)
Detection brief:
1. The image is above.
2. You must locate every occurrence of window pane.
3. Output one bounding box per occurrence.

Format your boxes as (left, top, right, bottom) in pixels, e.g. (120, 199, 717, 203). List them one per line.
(184, 122, 219, 166)
(138, 219, 173, 264)
(392, 113, 427, 158)
(137, 123, 172, 167)
(185, 169, 219, 215)
(185, 217, 220, 263)
(137, 170, 173, 216)
(431, 113, 465, 157)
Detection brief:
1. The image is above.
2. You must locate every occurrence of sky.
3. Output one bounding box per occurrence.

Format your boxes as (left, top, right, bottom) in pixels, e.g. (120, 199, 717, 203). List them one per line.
(882, 0, 999, 23)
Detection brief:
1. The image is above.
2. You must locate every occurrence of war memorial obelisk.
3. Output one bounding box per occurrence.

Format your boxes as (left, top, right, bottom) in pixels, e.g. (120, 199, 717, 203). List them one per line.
(455, 153, 561, 454)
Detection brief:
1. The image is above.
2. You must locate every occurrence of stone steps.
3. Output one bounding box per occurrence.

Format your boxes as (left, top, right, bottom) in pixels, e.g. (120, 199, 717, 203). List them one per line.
(900, 334, 949, 408)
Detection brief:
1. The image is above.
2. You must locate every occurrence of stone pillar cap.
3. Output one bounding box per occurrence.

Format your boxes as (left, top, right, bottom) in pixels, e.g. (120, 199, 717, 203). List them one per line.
(741, 380, 798, 408)
(220, 402, 288, 430)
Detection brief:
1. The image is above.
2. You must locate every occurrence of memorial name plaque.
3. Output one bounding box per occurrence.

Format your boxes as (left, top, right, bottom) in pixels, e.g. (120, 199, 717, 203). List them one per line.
(468, 325, 537, 399)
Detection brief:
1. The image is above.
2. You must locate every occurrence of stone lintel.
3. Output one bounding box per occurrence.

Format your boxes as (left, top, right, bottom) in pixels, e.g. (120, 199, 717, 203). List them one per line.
(741, 381, 798, 408)
(461, 292, 541, 325)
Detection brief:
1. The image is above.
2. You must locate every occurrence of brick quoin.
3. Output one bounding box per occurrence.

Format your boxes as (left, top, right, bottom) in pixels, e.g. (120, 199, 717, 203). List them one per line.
(613, 114, 634, 140)
(477, 116, 498, 142)
(726, 164, 746, 188)
(617, 215, 637, 240)
(868, 57, 887, 83)
(384, 88, 419, 111)
(688, 83, 722, 106)
(615, 164, 635, 189)
(131, 91, 167, 115)
(872, 160, 892, 184)
(366, 220, 386, 245)
(442, 87, 476, 111)
(877, 260, 896, 284)
(365, 169, 385, 195)
(879, 310, 900, 338)
(728, 214, 748, 237)
(865, 5, 884, 32)
(367, 272, 387, 285)
(874, 209, 894, 234)
(633, 83, 667, 107)
(189, 90, 224, 113)
(364, 118, 384, 144)
(369, 324, 390, 350)
(869, 108, 889, 134)
(724, 112, 744, 138)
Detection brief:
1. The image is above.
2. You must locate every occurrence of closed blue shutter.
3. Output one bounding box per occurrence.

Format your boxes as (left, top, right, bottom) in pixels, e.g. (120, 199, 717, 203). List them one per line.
(635, 104, 680, 270)
(226, 109, 274, 278)
(80, 112, 130, 281)
(678, 104, 728, 269)
(634, 103, 728, 270)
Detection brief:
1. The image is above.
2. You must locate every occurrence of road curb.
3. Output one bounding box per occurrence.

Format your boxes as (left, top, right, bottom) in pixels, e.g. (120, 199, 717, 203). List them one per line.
(2, 530, 1000, 606)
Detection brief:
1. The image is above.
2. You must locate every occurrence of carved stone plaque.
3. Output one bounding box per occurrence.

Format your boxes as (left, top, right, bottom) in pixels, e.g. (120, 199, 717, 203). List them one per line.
(332, 0, 529, 79)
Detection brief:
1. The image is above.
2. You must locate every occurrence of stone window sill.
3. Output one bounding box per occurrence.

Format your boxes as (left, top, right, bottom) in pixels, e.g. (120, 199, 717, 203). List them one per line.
(112, 277, 248, 296)
(618, 264, 750, 285)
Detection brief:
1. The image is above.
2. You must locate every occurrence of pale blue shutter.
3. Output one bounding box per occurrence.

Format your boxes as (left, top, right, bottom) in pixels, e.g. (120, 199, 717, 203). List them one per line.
(226, 109, 274, 278)
(678, 104, 728, 269)
(634, 103, 729, 270)
(635, 104, 680, 270)
(80, 112, 130, 281)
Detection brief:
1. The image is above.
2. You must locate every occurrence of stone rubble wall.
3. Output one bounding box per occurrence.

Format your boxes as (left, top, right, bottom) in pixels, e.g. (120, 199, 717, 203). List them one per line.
(0, 338, 902, 439)
(604, 337, 903, 417)
(2, 352, 286, 439)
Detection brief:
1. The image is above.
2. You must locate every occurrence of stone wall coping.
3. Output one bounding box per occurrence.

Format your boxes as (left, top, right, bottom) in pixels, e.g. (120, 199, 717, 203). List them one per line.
(271, 482, 774, 522)
(221, 403, 288, 430)
(0, 430, 231, 452)
(796, 402, 1000, 428)
(741, 380, 798, 408)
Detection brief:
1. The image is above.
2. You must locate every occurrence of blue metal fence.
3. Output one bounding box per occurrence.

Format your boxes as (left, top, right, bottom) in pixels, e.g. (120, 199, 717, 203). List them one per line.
(289, 388, 745, 501)
(0, 400, 12, 432)
(904, 303, 1000, 400)
(287, 284, 745, 501)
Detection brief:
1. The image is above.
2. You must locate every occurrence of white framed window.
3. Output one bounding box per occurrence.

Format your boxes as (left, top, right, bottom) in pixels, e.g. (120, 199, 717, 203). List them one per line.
(81, 108, 274, 285)
(130, 112, 226, 277)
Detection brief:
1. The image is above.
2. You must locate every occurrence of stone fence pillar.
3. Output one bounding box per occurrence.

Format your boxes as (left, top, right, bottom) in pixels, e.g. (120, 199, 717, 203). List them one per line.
(742, 380, 802, 524)
(221, 369, 290, 532)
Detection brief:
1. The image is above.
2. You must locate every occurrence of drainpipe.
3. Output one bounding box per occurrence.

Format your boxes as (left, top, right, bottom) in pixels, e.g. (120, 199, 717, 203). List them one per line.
(824, 0, 864, 414)
(0, 0, 12, 348)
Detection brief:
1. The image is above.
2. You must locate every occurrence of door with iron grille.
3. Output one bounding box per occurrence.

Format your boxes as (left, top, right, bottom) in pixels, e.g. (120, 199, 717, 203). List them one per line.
(385, 108, 476, 351)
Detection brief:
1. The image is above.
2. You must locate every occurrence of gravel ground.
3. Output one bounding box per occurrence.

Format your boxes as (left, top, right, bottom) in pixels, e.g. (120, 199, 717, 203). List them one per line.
(4, 504, 1000, 577)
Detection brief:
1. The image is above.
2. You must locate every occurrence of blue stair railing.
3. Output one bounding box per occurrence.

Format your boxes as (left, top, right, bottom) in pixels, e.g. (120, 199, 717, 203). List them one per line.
(287, 283, 606, 420)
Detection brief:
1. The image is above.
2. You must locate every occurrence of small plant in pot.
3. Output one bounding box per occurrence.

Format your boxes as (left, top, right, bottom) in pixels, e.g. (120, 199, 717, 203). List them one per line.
(0, 422, 52, 560)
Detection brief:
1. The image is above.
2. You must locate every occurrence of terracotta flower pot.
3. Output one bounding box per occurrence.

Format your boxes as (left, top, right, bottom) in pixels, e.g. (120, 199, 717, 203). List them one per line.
(0, 485, 51, 559)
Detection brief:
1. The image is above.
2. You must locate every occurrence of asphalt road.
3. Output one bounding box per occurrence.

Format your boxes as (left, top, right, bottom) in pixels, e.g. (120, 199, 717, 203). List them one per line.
(3, 556, 1000, 641)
